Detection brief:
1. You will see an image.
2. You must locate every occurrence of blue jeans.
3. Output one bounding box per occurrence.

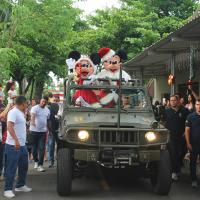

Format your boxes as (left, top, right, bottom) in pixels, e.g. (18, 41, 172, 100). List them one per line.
(0, 143, 5, 176)
(48, 134, 56, 165)
(4, 144, 28, 191)
(31, 131, 46, 166)
(190, 144, 200, 181)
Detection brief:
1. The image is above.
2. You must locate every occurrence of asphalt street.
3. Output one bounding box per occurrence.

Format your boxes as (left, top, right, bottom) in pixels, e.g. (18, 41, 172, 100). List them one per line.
(1, 162, 200, 200)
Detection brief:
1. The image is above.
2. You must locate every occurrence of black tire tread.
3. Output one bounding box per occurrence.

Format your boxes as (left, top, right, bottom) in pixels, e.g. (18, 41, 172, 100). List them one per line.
(57, 148, 72, 196)
(153, 150, 172, 195)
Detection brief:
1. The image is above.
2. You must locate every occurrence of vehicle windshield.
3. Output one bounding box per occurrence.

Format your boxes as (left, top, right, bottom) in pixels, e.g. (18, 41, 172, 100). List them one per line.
(67, 86, 149, 110)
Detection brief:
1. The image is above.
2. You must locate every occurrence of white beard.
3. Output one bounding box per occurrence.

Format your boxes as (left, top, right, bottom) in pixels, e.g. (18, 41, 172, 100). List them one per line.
(97, 69, 131, 82)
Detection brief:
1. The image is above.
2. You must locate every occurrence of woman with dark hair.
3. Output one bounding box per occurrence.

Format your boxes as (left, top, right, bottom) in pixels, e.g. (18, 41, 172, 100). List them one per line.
(185, 94, 195, 112)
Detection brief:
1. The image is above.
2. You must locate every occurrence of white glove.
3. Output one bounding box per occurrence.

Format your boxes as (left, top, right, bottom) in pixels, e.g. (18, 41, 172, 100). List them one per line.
(112, 91, 119, 103)
(122, 71, 131, 83)
(75, 96, 91, 107)
(83, 75, 97, 85)
(66, 58, 75, 70)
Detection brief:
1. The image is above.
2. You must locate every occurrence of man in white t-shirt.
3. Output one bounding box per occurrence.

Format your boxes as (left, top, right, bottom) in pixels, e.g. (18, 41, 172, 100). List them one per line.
(4, 96, 32, 199)
(30, 98, 50, 172)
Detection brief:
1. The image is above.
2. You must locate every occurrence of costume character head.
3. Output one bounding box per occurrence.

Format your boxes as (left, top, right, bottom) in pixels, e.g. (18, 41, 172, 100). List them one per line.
(74, 53, 101, 82)
(108, 49, 128, 73)
(98, 47, 115, 70)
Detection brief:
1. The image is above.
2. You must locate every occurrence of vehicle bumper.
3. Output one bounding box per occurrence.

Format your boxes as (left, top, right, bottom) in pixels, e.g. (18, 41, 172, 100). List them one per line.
(74, 149, 161, 164)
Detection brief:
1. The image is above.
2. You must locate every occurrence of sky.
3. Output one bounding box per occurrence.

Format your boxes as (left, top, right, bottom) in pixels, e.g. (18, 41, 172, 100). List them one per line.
(51, 0, 120, 85)
(52, 0, 121, 85)
(74, 0, 120, 15)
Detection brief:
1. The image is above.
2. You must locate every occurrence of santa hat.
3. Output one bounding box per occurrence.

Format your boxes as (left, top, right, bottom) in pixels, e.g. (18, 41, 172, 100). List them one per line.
(98, 47, 115, 62)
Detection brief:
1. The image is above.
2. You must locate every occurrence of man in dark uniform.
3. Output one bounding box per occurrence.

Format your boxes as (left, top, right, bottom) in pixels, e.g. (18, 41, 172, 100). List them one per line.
(43, 96, 59, 168)
(163, 95, 189, 181)
(185, 99, 200, 188)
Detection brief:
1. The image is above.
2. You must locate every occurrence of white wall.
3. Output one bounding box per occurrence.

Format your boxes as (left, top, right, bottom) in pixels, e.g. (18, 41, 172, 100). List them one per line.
(153, 76, 170, 103)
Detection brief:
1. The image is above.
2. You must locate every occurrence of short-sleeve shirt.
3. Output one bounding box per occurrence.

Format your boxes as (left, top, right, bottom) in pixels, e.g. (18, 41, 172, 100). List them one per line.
(164, 106, 189, 139)
(6, 107, 26, 146)
(30, 105, 50, 132)
(0, 91, 5, 98)
(7, 90, 17, 104)
(185, 112, 200, 145)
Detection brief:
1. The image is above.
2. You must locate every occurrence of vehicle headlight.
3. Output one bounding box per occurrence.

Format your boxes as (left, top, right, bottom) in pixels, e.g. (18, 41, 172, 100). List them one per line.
(78, 130, 89, 141)
(145, 131, 156, 142)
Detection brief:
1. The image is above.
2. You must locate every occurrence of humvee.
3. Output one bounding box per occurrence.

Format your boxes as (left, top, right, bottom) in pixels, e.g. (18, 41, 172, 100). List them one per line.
(57, 76, 171, 196)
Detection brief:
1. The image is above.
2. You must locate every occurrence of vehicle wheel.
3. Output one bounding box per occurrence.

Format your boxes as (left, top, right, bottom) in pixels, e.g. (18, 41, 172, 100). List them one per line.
(151, 150, 172, 195)
(57, 148, 72, 196)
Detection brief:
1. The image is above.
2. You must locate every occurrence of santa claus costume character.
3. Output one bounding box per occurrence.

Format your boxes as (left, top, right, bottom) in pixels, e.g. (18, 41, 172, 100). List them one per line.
(97, 48, 131, 107)
(97, 48, 131, 83)
(72, 53, 101, 108)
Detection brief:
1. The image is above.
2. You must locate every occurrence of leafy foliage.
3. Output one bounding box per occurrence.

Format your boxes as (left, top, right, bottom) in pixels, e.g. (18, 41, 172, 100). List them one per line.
(0, 0, 77, 98)
(0, 0, 199, 98)
(71, 0, 198, 58)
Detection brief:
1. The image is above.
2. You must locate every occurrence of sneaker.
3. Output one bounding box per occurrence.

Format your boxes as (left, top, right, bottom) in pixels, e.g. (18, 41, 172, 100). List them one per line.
(172, 173, 178, 181)
(15, 185, 32, 192)
(48, 163, 55, 168)
(192, 181, 198, 188)
(34, 162, 38, 169)
(4, 190, 15, 198)
(37, 166, 45, 172)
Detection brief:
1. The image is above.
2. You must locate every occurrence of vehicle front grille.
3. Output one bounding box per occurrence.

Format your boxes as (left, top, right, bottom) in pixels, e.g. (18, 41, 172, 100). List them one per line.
(97, 130, 138, 145)
(67, 129, 139, 146)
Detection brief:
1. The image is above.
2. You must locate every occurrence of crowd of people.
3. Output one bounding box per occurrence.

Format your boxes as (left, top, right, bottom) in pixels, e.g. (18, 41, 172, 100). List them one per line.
(153, 86, 200, 188)
(0, 47, 200, 198)
(0, 81, 62, 198)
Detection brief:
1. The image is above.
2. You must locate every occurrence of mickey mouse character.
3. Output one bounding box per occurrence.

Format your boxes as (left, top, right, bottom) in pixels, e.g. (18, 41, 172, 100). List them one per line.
(97, 48, 131, 83)
(97, 48, 131, 107)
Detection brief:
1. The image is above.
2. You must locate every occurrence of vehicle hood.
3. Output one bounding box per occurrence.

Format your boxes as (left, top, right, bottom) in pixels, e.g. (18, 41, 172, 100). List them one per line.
(62, 111, 157, 129)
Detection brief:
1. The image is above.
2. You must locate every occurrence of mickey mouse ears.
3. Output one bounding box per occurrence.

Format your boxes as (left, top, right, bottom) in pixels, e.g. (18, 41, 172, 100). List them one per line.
(115, 49, 127, 61)
(68, 51, 81, 61)
(90, 52, 101, 65)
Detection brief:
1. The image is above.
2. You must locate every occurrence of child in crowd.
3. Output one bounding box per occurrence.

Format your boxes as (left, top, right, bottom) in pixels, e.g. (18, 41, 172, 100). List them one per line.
(0, 84, 5, 102)
(6, 81, 17, 106)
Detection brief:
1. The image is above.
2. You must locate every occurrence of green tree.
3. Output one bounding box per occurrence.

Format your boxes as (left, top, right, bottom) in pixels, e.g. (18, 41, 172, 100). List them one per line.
(0, 0, 77, 99)
(71, 0, 198, 58)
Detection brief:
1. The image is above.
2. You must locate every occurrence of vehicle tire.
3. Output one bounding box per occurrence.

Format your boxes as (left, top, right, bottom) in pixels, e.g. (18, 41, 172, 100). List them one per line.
(151, 150, 172, 195)
(57, 148, 72, 196)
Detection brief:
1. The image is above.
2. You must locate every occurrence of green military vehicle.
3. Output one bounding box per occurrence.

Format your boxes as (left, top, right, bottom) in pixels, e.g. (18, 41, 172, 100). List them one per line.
(57, 76, 171, 196)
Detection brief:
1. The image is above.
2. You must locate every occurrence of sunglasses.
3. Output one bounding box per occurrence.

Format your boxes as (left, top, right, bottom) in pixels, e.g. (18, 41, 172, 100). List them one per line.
(76, 63, 91, 68)
(109, 61, 119, 65)
(82, 64, 90, 68)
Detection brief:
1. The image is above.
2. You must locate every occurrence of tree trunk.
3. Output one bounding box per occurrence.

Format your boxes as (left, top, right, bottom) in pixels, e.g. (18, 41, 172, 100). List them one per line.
(18, 79, 23, 95)
(30, 78, 35, 100)
(24, 77, 33, 95)
(34, 79, 45, 101)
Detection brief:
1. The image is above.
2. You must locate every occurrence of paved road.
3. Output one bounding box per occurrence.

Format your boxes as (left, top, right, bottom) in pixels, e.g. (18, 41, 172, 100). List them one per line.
(1, 162, 200, 200)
